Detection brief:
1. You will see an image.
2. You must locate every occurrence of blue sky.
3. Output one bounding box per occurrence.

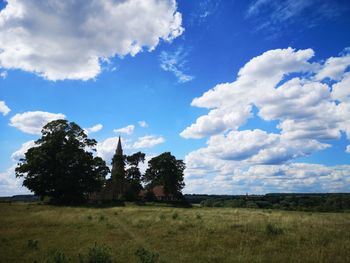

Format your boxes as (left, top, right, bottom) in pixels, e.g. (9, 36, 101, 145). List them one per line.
(1, 0, 350, 196)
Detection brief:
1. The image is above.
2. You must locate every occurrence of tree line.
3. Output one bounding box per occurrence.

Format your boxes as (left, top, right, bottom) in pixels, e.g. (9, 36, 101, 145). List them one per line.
(15, 120, 185, 204)
(196, 193, 350, 212)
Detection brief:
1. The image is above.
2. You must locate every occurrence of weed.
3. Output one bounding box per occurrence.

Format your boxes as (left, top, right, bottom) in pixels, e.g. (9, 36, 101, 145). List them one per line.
(46, 250, 70, 263)
(172, 212, 178, 220)
(135, 247, 159, 263)
(99, 215, 106, 222)
(79, 243, 114, 263)
(27, 239, 39, 249)
(87, 215, 93, 220)
(196, 214, 201, 220)
(265, 223, 284, 236)
(159, 214, 166, 220)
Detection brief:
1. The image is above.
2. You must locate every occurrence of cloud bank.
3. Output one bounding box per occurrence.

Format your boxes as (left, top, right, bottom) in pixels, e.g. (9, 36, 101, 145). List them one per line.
(0, 0, 183, 80)
(182, 47, 350, 193)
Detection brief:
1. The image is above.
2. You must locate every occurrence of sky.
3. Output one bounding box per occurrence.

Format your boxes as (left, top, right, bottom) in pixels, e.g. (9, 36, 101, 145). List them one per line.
(1, 0, 350, 196)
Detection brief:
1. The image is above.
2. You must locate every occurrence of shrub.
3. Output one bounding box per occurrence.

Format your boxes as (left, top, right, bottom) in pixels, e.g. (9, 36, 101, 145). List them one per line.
(135, 247, 159, 263)
(79, 243, 114, 263)
(172, 212, 178, 219)
(46, 250, 70, 263)
(99, 215, 106, 222)
(265, 223, 284, 236)
(27, 239, 39, 249)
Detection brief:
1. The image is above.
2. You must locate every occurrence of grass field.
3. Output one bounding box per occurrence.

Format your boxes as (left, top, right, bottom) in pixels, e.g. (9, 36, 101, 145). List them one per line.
(0, 203, 349, 263)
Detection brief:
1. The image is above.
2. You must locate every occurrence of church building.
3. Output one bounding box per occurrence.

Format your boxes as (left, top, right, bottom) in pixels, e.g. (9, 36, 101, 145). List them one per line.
(90, 136, 125, 202)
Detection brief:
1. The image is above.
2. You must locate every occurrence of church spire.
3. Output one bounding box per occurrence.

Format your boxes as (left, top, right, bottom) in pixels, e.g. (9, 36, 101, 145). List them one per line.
(116, 136, 123, 156)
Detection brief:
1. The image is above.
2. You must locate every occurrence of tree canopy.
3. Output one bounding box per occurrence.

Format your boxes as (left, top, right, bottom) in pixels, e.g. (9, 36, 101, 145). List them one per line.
(15, 119, 109, 204)
(143, 152, 185, 195)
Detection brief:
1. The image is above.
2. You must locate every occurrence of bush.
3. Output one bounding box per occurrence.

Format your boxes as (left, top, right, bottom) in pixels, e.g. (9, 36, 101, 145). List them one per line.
(46, 250, 70, 263)
(265, 223, 284, 236)
(172, 212, 178, 219)
(27, 239, 39, 249)
(80, 243, 114, 263)
(135, 247, 159, 263)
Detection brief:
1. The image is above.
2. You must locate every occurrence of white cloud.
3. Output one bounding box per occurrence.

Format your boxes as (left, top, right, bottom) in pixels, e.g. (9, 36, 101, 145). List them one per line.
(346, 145, 350, 153)
(0, 100, 10, 115)
(96, 136, 132, 163)
(184, 163, 350, 194)
(96, 135, 164, 163)
(11, 140, 36, 162)
(113, 124, 135, 135)
(332, 72, 350, 102)
(315, 54, 350, 81)
(84, 123, 103, 134)
(182, 47, 350, 192)
(9, 111, 66, 134)
(0, 70, 7, 79)
(0, 0, 184, 81)
(132, 135, 165, 149)
(138, 121, 148, 128)
(0, 165, 31, 196)
(160, 47, 194, 83)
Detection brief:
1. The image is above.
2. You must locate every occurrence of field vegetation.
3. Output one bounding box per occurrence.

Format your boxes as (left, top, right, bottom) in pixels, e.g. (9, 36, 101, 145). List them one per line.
(1, 202, 349, 262)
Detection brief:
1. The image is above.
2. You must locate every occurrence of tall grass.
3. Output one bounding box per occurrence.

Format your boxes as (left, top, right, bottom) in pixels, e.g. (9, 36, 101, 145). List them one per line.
(0, 203, 349, 262)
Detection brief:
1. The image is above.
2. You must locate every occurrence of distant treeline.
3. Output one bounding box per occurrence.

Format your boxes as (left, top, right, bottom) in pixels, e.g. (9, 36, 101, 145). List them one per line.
(185, 193, 350, 212)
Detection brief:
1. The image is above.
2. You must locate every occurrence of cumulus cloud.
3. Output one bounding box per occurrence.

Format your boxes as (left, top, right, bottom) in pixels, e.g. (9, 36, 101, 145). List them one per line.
(160, 47, 194, 83)
(138, 121, 148, 128)
(0, 165, 31, 196)
(96, 135, 164, 163)
(84, 123, 103, 134)
(132, 135, 165, 149)
(0, 100, 10, 115)
(315, 54, 350, 81)
(113, 124, 135, 135)
(346, 145, 350, 153)
(11, 140, 36, 162)
(184, 163, 350, 194)
(182, 47, 350, 192)
(9, 111, 66, 134)
(0, 0, 184, 80)
(96, 136, 131, 163)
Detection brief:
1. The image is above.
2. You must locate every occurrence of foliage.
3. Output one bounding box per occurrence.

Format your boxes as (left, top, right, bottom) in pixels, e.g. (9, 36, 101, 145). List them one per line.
(27, 239, 39, 249)
(265, 223, 284, 236)
(46, 250, 70, 263)
(124, 152, 145, 200)
(79, 243, 114, 263)
(143, 152, 185, 195)
(135, 247, 160, 263)
(15, 120, 109, 204)
(198, 193, 350, 212)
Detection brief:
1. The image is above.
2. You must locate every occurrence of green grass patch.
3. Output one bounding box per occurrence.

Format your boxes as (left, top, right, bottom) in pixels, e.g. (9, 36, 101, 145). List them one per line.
(0, 203, 349, 262)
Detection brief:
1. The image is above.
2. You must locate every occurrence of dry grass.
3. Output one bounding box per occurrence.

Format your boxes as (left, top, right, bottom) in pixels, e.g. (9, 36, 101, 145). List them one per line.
(0, 203, 349, 262)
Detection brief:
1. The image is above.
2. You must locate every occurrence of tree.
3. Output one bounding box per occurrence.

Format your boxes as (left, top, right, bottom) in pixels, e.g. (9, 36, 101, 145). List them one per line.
(143, 152, 185, 196)
(15, 120, 109, 204)
(124, 152, 145, 200)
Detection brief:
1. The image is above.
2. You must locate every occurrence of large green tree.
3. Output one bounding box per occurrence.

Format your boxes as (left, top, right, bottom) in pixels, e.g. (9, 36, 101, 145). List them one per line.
(143, 152, 185, 195)
(15, 120, 109, 204)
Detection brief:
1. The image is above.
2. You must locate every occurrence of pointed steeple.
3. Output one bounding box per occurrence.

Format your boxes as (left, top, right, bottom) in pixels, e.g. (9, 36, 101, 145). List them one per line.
(116, 136, 123, 156)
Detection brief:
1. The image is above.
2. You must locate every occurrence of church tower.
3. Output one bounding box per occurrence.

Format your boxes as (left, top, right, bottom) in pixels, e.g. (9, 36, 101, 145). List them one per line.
(111, 136, 125, 199)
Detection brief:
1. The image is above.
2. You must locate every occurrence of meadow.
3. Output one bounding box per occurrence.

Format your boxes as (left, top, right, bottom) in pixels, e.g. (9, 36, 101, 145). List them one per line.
(0, 203, 349, 263)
